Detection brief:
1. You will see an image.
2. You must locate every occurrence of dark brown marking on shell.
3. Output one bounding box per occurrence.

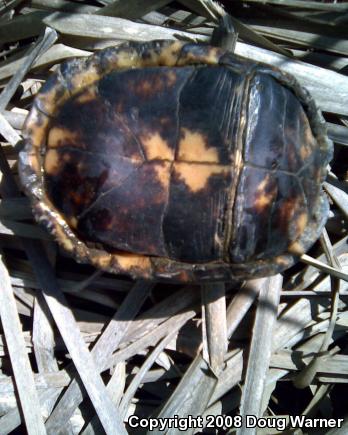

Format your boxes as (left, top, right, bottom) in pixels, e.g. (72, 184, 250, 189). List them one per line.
(244, 73, 320, 174)
(77, 161, 170, 257)
(162, 163, 232, 262)
(48, 87, 144, 160)
(177, 66, 245, 165)
(44, 148, 141, 220)
(97, 66, 196, 161)
(230, 166, 307, 262)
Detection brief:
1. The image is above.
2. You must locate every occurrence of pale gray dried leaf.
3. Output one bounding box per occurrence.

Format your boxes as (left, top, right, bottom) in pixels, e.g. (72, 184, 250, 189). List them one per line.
(43, 12, 206, 42)
(271, 350, 348, 376)
(327, 123, 348, 146)
(201, 282, 227, 375)
(239, 0, 348, 12)
(0, 255, 46, 435)
(226, 281, 260, 338)
(301, 253, 348, 283)
(250, 24, 348, 57)
(45, 280, 152, 434)
(107, 311, 195, 369)
(0, 11, 48, 44)
(30, 0, 98, 14)
(239, 275, 282, 435)
(0, 113, 21, 145)
(151, 355, 217, 435)
(119, 331, 177, 418)
(235, 41, 348, 115)
(0, 44, 91, 82)
(0, 27, 57, 111)
(324, 182, 348, 220)
(179, 0, 290, 56)
(96, 0, 172, 19)
(0, 0, 25, 16)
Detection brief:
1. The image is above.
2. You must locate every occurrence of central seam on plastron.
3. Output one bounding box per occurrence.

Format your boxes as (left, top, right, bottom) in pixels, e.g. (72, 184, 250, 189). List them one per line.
(222, 69, 254, 261)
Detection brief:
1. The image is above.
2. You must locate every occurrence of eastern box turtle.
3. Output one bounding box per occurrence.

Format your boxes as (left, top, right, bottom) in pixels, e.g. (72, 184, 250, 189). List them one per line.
(19, 40, 332, 282)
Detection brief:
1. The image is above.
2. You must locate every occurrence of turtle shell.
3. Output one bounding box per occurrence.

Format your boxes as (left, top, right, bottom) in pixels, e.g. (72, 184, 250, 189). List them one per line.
(19, 40, 332, 282)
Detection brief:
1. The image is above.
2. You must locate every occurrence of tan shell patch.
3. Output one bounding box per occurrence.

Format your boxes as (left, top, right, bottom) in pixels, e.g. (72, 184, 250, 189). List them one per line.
(174, 162, 229, 193)
(153, 161, 172, 189)
(158, 41, 185, 66)
(44, 149, 60, 175)
(178, 128, 219, 163)
(288, 241, 305, 256)
(177, 46, 220, 66)
(48, 127, 81, 148)
(116, 252, 151, 272)
(24, 108, 50, 149)
(296, 212, 308, 235)
(113, 48, 142, 69)
(94, 252, 112, 269)
(69, 64, 100, 93)
(75, 85, 98, 104)
(141, 132, 174, 161)
(254, 174, 277, 213)
(37, 84, 70, 116)
(300, 111, 316, 161)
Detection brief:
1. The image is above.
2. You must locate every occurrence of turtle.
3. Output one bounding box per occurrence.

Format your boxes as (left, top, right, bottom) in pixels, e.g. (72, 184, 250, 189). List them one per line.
(19, 39, 332, 283)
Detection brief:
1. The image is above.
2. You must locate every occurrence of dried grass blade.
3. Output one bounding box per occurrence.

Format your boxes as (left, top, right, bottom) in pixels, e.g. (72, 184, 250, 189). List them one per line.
(0, 27, 57, 111)
(96, 0, 172, 19)
(25, 242, 127, 435)
(0, 113, 21, 145)
(235, 42, 348, 115)
(152, 355, 217, 435)
(30, 0, 98, 14)
(2, 111, 26, 131)
(327, 123, 348, 146)
(179, 0, 290, 56)
(0, 219, 51, 240)
(324, 182, 348, 220)
(301, 254, 348, 282)
(0, 255, 46, 435)
(43, 13, 204, 42)
(0, 11, 49, 44)
(107, 310, 195, 369)
(0, 44, 91, 82)
(211, 297, 317, 406)
(0, 371, 71, 395)
(201, 282, 227, 375)
(32, 295, 71, 424)
(45, 280, 152, 434)
(293, 229, 341, 389)
(250, 25, 348, 57)
(81, 363, 126, 435)
(238, 0, 348, 12)
(0, 0, 24, 16)
(119, 330, 177, 419)
(238, 275, 282, 435)
(226, 281, 260, 338)
(120, 287, 200, 344)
